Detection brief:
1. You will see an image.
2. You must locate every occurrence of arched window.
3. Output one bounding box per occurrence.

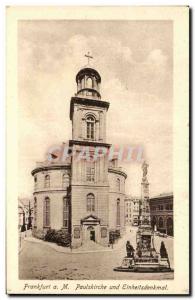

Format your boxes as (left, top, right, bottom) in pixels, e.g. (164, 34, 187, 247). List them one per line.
(34, 197, 37, 228)
(44, 175, 50, 188)
(86, 193, 95, 212)
(167, 217, 173, 236)
(117, 178, 120, 191)
(63, 197, 69, 228)
(86, 77, 93, 88)
(86, 115, 95, 140)
(158, 217, 164, 228)
(151, 216, 157, 230)
(62, 173, 69, 188)
(34, 175, 37, 190)
(117, 199, 120, 226)
(43, 197, 50, 227)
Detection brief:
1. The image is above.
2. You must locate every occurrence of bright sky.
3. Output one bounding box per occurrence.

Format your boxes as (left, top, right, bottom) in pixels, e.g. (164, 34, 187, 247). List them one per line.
(18, 20, 173, 198)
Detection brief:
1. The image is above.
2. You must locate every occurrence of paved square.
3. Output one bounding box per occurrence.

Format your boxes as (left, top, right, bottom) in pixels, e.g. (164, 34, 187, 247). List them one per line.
(19, 227, 174, 280)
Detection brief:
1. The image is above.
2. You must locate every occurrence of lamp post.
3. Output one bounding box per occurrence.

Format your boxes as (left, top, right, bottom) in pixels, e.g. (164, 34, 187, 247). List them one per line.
(27, 201, 33, 230)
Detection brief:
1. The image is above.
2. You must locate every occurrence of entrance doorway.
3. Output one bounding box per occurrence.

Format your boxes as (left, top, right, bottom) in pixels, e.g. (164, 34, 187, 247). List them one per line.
(87, 226, 96, 242)
(90, 230, 95, 241)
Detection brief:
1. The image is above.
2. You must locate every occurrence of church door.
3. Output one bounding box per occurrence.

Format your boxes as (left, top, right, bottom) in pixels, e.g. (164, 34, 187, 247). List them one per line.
(90, 230, 95, 242)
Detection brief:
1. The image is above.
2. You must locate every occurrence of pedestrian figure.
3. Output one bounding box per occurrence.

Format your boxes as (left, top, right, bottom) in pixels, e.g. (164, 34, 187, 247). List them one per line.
(126, 241, 135, 258)
(137, 242, 142, 257)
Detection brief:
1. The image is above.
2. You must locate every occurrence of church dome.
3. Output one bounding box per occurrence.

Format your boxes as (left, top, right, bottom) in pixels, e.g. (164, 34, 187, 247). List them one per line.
(75, 63, 101, 100)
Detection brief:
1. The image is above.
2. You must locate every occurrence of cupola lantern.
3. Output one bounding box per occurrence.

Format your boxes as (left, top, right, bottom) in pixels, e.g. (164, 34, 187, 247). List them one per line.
(75, 52, 101, 99)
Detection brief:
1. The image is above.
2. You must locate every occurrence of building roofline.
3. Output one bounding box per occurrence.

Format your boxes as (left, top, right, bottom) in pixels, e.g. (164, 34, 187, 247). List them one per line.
(70, 97, 110, 120)
(31, 164, 71, 176)
(150, 192, 173, 200)
(76, 67, 101, 83)
(69, 139, 111, 148)
(108, 167, 127, 179)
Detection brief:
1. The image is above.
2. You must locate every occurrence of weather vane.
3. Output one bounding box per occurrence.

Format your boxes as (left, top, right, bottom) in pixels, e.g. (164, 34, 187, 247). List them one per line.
(85, 51, 93, 65)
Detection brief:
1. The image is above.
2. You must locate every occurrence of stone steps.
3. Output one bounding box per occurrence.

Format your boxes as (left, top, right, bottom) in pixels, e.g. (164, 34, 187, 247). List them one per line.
(78, 240, 106, 251)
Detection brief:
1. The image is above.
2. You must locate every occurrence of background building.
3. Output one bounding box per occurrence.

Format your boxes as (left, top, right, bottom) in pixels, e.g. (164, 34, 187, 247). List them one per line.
(31, 62, 127, 248)
(150, 193, 173, 236)
(18, 198, 33, 232)
(125, 197, 140, 226)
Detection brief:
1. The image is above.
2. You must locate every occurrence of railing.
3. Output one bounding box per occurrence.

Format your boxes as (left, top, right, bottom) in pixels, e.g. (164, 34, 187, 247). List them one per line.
(35, 161, 70, 168)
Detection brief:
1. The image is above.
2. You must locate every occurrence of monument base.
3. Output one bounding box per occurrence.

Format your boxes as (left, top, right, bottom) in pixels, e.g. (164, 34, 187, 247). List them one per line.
(113, 257, 173, 273)
(114, 226, 173, 273)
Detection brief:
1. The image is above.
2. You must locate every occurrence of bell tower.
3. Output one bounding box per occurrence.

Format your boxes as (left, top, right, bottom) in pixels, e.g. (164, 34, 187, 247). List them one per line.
(69, 54, 111, 248)
(70, 54, 110, 143)
(75, 61, 101, 100)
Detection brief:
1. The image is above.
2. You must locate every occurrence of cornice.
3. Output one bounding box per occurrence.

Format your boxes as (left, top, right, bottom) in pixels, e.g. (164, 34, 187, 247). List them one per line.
(70, 97, 110, 120)
(108, 167, 127, 179)
(31, 164, 71, 176)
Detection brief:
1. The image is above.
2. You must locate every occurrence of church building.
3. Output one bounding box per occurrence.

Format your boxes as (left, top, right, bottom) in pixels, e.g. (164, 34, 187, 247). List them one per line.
(32, 58, 127, 248)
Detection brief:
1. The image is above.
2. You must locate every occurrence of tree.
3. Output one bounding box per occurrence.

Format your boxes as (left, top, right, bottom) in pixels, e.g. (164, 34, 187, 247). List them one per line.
(27, 201, 33, 230)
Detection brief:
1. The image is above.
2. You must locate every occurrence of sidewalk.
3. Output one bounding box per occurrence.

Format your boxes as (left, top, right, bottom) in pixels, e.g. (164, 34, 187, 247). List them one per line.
(23, 226, 136, 255)
(23, 236, 113, 254)
(18, 229, 32, 253)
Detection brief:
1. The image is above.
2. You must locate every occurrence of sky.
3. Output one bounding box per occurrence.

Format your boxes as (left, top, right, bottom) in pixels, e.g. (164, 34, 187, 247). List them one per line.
(18, 20, 173, 198)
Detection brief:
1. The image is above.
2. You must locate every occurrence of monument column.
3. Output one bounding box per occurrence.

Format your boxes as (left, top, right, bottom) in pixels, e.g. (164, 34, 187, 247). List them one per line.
(140, 161, 150, 226)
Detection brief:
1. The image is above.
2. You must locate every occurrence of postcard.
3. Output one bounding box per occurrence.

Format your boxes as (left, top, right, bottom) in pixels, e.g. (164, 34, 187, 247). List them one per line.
(6, 6, 189, 295)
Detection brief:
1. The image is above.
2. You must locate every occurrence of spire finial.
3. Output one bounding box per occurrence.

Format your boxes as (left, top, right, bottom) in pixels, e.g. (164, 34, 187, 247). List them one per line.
(85, 51, 93, 65)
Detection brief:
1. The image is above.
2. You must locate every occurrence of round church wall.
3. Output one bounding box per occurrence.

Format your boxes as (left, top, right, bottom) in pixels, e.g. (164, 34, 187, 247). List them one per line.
(31, 164, 71, 238)
(108, 168, 127, 236)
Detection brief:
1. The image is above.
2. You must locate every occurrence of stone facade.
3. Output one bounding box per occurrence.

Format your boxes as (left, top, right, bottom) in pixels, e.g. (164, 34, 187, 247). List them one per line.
(124, 197, 140, 226)
(32, 64, 127, 248)
(150, 193, 173, 236)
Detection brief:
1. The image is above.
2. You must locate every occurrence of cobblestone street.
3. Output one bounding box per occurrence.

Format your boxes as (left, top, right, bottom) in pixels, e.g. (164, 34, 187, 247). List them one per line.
(19, 226, 174, 280)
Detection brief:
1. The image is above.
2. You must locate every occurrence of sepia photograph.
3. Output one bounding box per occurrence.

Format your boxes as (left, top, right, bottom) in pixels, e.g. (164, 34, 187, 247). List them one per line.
(6, 6, 189, 295)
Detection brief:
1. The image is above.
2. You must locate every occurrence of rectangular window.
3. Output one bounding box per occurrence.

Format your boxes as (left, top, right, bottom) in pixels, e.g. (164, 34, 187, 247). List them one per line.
(87, 124, 90, 139)
(34, 198, 37, 227)
(117, 200, 120, 226)
(101, 227, 107, 238)
(43, 198, 50, 227)
(63, 197, 69, 228)
(86, 162, 95, 182)
(91, 123, 95, 139)
(74, 227, 80, 239)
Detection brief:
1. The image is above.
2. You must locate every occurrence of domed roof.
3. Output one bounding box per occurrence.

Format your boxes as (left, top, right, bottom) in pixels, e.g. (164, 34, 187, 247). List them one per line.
(76, 65, 101, 83)
(75, 58, 102, 100)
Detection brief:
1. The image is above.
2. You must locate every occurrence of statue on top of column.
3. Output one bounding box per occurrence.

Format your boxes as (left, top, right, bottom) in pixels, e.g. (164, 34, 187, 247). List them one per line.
(142, 161, 149, 182)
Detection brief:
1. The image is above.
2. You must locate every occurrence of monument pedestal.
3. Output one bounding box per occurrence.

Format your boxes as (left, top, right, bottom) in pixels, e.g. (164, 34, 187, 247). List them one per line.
(114, 162, 173, 273)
